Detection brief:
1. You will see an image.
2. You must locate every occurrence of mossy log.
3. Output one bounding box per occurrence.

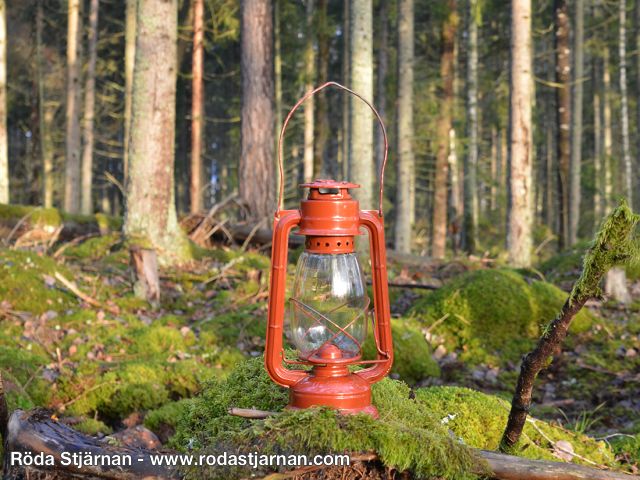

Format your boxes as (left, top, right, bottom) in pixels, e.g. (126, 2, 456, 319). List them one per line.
(3, 409, 180, 479)
(2, 409, 634, 480)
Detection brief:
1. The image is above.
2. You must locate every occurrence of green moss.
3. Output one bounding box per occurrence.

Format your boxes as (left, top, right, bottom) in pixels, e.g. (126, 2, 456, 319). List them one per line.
(74, 418, 113, 435)
(0, 341, 51, 410)
(173, 358, 480, 479)
(0, 249, 75, 312)
(363, 318, 440, 384)
(63, 233, 122, 260)
(0, 203, 62, 227)
(610, 434, 640, 466)
(408, 269, 593, 365)
(416, 386, 615, 466)
(144, 399, 190, 441)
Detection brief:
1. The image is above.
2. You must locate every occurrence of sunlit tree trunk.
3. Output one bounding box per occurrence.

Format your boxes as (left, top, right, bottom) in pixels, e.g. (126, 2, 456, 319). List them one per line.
(463, 0, 479, 253)
(554, 0, 570, 249)
(431, 0, 457, 260)
(603, 48, 613, 212)
(568, 0, 583, 245)
(490, 126, 497, 211)
(619, 0, 632, 204)
(314, 0, 329, 177)
(507, 0, 533, 267)
(36, 0, 54, 208)
(190, 0, 204, 213)
(123, 0, 136, 182)
(303, 0, 315, 183)
(0, 0, 8, 204)
(395, 0, 414, 253)
(240, 0, 275, 219)
(64, 0, 82, 213)
(124, 0, 190, 267)
(593, 58, 602, 229)
(81, 0, 99, 215)
(274, 0, 282, 197)
(349, 0, 374, 209)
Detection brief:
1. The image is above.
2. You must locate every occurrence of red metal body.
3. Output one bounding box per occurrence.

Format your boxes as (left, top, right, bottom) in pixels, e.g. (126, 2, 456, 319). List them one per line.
(264, 82, 393, 417)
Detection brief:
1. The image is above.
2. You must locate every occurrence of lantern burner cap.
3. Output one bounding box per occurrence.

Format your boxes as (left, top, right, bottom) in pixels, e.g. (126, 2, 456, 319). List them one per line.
(300, 179, 360, 189)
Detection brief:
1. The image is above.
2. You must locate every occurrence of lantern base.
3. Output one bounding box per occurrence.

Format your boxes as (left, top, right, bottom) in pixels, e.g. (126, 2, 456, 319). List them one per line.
(288, 366, 378, 418)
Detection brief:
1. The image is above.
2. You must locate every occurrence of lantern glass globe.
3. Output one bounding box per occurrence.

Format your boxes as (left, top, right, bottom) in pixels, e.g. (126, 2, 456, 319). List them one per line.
(289, 251, 369, 360)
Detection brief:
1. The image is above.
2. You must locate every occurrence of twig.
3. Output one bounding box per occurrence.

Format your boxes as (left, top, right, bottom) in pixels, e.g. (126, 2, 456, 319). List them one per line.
(53, 233, 99, 259)
(190, 193, 238, 242)
(203, 256, 244, 284)
(53, 272, 119, 315)
(423, 313, 450, 335)
(241, 218, 267, 251)
(228, 407, 277, 419)
(4, 210, 34, 245)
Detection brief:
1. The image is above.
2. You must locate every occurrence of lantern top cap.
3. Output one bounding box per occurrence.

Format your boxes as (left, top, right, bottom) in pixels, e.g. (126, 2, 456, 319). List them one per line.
(299, 179, 360, 189)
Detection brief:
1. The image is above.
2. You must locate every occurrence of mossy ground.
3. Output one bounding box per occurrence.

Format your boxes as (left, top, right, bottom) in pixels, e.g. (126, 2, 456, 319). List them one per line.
(172, 357, 617, 479)
(408, 268, 593, 366)
(0, 227, 637, 475)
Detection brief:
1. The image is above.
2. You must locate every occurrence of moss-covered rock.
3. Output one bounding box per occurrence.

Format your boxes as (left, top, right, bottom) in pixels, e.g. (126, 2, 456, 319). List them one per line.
(0, 249, 75, 313)
(363, 318, 440, 384)
(172, 358, 618, 479)
(416, 386, 615, 465)
(408, 269, 594, 365)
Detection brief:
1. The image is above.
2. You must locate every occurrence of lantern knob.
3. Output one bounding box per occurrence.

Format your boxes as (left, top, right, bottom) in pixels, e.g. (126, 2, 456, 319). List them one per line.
(318, 344, 343, 360)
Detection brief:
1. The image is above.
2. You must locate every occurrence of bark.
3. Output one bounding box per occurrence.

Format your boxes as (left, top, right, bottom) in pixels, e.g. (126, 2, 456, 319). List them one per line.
(619, 0, 633, 205)
(507, 0, 533, 267)
(374, 0, 388, 181)
(64, 0, 82, 214)
(395, 0, 415, 254)
(123, 0, 136, 182)
(431, 0, 457, 260)
(303, 0, 315, 183)
(240, 0, 275, 220)
(3, 409, 179, 479)
(593, 58, 602, 229)
(340, 0, 350, 179)
(190, 0, 205, 213)
(602, 49, 613, 212)
(349, 0, 374, 208)
(124, 0, 191, 266)
(490, 126, 497, 210)
(568, 0, 583, 245)
(274, 0, 282, 196)
(554, 0, 571, 250)
(0, 0, 7, 204)
(314, 0, 329, 177)
(81, 0, 100, 215)
(463, 0, 479, 253)
(130, 246, 160, 304)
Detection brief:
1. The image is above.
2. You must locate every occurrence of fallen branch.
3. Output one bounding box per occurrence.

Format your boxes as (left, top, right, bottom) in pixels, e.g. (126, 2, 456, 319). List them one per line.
(54, 272, 119, 315)
(228, 407, 277, 419)
(500, 202, 640, 452)
(3, 409, 179, 479)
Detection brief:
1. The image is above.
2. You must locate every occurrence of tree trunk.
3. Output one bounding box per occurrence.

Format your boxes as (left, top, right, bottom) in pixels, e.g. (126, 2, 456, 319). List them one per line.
(124, 0, 191, 267)
(374, 0, 388, 182)
(507, 0, 533, 267)
(123, 0, 136, 182)
(619, 0, 632, 205)
(340, 0, 350, 179)
(64, 0, 82, 214)
(240, 0, 275, 219)
(349, 0, 374, 209)
(303, 0, 315, 184)
(431, 0, 457, 260)
(395, 0, 414, 254)
(0, 0, 7, 204)
(81, 0, 99, 215)
(190, 0, 204, 213)
(593, 58, 602, 229)
(314, 0, 329, 178)
(554, 0, 571, 250)
(603, 48, 613, 211)
(274, 0, 282, 198)
(463, 0, 479, 254)
(568, 0, 583, 245)
(36, 0, 54, 208)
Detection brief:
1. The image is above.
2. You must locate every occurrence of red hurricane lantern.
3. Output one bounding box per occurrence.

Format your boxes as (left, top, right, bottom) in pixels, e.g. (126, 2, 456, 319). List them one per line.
(265, 82, 393, 417)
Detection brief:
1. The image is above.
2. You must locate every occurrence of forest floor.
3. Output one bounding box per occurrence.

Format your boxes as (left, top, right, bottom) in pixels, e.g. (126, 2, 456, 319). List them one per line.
(0, 231, 638, 477)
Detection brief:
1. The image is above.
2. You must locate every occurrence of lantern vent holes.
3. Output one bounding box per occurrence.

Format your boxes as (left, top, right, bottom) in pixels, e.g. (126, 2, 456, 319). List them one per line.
(304, 236, 355, 253)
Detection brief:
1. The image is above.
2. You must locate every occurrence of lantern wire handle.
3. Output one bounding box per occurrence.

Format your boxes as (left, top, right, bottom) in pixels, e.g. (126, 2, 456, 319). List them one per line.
(277, 81, 389, 217)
